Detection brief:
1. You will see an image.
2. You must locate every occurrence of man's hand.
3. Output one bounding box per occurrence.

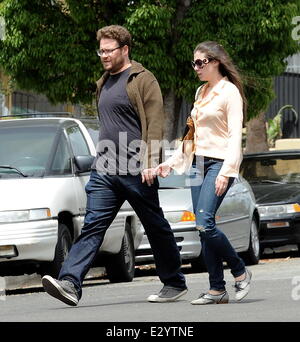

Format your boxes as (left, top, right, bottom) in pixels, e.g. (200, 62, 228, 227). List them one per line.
(154, 163, 172, 178)
(141, 168, 157, 186)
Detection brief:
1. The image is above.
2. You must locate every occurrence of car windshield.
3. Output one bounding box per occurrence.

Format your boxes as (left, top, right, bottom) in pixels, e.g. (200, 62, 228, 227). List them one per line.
(241, 155, 300, 184)
(0, 125, 57, 177)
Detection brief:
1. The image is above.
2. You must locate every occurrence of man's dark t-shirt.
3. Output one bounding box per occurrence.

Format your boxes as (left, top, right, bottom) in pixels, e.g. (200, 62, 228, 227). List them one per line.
(93, 67, 142, 175)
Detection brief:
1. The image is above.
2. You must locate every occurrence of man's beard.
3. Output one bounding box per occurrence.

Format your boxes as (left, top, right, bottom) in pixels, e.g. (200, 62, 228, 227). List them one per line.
(103, 58, 125, 74)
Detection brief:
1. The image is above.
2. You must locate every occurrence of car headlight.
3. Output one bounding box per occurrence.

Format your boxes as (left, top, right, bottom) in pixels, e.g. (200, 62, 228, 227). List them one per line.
(0, 208, 51, 223)
(165, 211, 196, 223)
(258, 203, 300, 218)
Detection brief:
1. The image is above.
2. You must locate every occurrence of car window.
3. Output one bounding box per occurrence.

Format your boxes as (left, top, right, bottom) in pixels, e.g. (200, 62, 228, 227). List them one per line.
(66, 125, 90, 156)
(241, 156, 300, 183)
(49, 134, 72, 175)
(0, 125, 57, 177)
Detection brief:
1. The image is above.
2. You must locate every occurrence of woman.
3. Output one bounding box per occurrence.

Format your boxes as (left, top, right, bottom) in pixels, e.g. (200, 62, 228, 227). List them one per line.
(155, 41, 252, 304)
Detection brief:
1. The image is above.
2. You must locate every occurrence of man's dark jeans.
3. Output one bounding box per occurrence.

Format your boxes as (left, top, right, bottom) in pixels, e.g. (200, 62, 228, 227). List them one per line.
(59, 170, 186, 298)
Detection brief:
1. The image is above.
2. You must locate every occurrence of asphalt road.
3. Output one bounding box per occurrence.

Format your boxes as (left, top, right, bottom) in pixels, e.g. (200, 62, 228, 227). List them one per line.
(1, 252, 300, 324)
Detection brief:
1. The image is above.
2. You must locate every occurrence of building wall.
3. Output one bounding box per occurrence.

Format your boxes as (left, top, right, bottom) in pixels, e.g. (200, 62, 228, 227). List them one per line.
(12, 91, 71, 114)
(286, 53, 300, 74)
(0, 72, 10, 115)
(265, 53, 300, 139)
(0, 71, 82, 116)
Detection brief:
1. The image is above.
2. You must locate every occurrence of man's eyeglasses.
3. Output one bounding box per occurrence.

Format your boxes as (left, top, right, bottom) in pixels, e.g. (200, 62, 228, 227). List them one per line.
(96, 46, 122, 57)
(191, 58, 213, 69)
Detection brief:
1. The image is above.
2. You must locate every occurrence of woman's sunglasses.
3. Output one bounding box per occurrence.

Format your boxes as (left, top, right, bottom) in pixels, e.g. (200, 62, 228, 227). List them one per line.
(191, 58, 213, 69)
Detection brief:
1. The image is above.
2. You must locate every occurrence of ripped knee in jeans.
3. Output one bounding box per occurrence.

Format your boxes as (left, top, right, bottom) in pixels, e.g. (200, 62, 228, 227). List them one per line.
(196, 225, 206, 232)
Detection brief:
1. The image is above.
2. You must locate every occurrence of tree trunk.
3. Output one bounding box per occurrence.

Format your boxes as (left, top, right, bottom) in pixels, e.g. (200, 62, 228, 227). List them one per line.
(163, 90, 177, 141)
(245, 111, 269, 153)
(163, 0, 192, 142)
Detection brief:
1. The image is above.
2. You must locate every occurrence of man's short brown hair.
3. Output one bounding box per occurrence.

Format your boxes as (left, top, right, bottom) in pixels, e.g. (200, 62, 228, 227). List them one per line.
(97, 25, 132, 54)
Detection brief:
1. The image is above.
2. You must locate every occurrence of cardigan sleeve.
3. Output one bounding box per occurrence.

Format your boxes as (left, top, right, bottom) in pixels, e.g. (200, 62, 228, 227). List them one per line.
(164, 140, 195, 174)
(218, 86, 243, 178)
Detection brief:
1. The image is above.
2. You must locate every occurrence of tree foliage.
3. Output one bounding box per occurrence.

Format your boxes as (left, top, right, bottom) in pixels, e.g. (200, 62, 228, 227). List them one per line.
(0, 0, 299, 121)
(0, 0, 128, 103)
(174, 0, 300, 119)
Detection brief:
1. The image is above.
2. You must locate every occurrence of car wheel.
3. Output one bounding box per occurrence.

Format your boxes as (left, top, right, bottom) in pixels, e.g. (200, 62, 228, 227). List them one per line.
(39, 223, 72, 277)
(241, 218, 260, 265)
(104, 222, 135, 283)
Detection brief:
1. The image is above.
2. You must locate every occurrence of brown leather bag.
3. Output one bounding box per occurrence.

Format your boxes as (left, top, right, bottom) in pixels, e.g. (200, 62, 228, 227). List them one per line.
(182, 116, 195, 153)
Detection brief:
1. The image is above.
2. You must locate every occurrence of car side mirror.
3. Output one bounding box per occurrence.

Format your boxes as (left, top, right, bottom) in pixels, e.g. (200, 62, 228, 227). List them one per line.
(74, 155, 95, 173)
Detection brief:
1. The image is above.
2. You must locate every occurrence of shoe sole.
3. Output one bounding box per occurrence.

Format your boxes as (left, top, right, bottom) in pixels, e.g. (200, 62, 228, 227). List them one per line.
(191, 298, 229, 305)
(191, 293, 229, 305)
(42, 275, 78, 306)
(147, 289, 188, 303)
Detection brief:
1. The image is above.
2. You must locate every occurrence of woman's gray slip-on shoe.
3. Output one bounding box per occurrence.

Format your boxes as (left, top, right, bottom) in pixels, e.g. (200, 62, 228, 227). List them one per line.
(191, 291, 229, 305)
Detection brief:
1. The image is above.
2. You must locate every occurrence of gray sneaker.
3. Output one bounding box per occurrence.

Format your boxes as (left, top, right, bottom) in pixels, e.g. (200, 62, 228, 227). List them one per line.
(191, 291, 229, 305)
(147, 285, 188, 303)
(234, 268, 252, 301)
(42, 275, 79, 306)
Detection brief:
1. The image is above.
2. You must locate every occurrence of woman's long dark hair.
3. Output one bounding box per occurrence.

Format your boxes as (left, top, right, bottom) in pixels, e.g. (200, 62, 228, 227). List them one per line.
(194, 41, 247, 123)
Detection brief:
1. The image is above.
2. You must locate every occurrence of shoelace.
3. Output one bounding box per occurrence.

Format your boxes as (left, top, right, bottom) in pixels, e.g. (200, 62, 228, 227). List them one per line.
(62, 280, 77, 293)
(233, 283, 242, 291)
(233, 280, 248, 291)
(233, 271, 249, 291)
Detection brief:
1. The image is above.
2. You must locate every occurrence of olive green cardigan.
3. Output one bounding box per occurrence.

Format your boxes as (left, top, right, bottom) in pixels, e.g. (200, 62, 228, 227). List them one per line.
(96, 60, 164, 169)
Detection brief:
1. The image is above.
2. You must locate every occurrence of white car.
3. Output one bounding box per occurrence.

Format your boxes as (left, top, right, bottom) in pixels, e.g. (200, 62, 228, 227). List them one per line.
(0, 116, 143, 282)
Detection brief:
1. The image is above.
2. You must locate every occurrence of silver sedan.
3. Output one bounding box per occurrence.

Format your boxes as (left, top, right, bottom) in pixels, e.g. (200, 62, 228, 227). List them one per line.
(135, 171, 260, 271)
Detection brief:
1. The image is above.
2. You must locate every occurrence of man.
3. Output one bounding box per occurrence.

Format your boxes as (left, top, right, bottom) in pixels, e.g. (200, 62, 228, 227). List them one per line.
(42, 25, 187, 306)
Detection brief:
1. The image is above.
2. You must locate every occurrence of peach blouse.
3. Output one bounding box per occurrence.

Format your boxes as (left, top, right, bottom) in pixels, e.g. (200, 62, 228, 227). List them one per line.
(166, 77, 243, 178)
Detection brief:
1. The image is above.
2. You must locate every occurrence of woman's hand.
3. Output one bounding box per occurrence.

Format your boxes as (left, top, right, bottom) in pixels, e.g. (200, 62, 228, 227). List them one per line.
(215, 175, 229, 196)
(154, 163, 172, 178)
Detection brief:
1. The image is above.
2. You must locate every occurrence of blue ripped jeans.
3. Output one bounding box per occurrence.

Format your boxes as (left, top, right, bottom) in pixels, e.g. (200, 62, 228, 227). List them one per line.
(190, 156, 245, 291)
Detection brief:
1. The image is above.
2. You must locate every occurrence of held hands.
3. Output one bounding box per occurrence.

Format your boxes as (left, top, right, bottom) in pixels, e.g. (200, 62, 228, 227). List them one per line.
(141, 163, 172, 186)
(215, 175, 229, 197)
(141, 168, 157, 186)
(155, 163, 172, 178)
(142, 165, 228, 196)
